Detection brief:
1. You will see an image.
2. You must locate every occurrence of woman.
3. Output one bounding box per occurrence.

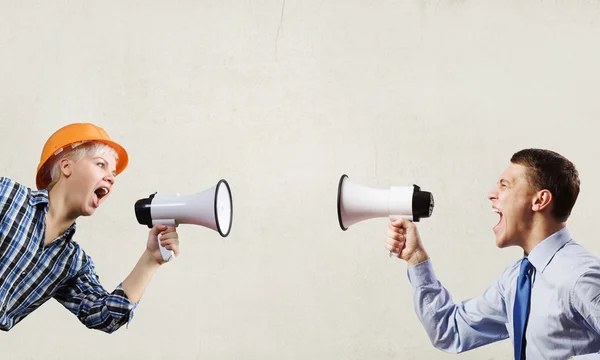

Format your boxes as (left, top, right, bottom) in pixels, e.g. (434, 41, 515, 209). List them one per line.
(0, 122, 179, 333)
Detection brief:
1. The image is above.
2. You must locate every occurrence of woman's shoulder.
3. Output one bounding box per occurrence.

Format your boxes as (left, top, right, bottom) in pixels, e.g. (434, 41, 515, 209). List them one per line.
(0, 177, 32, 201)
(1, 177, 45, 205)
(0, 177, 31, 191)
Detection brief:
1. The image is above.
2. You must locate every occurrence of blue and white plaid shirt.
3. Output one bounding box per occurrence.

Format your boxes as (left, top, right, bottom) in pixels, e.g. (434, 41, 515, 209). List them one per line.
(0, 177, 137, 333)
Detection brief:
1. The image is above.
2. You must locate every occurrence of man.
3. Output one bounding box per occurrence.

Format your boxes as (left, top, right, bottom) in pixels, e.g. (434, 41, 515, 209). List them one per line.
(385, 148, 600, 359)
(0, 122, 179, 333)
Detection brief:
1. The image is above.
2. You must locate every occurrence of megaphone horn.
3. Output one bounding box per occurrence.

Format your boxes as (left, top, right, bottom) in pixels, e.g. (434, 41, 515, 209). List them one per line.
(336, 174, 434, 231)
(134, 179, 233, 262)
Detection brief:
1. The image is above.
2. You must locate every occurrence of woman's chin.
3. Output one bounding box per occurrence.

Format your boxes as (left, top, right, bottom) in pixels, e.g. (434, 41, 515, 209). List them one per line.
(81, 202, 98, 216)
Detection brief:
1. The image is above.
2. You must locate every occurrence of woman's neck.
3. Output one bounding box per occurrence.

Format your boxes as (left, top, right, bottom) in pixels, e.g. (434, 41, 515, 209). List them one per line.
(45, 184, 78, 245)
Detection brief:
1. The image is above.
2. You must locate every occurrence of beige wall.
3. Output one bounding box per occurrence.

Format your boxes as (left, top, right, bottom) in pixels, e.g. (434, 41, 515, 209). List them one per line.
(1, 1, 600, 359)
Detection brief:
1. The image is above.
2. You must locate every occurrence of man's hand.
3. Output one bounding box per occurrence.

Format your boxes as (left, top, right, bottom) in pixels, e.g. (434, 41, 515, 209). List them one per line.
(146, 224, 180, 264)
(384, 217, 429, 266)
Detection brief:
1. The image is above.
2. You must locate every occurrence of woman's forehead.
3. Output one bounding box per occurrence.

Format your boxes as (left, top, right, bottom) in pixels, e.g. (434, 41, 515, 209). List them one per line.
(91, 152, 118, 166)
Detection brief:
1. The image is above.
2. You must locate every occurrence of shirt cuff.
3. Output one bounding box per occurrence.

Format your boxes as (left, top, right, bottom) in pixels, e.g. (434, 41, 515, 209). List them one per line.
(407, 259, 439, 288)
(109, 283, 140, 329)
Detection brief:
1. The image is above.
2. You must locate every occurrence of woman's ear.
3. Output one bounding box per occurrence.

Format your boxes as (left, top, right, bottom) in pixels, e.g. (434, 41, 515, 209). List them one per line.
(532, 189, 552, 212)
(59, 157, 73, 178)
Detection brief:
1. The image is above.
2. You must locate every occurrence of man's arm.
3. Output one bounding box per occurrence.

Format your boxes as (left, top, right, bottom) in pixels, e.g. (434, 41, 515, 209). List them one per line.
(407, 258, 509, 352)
(385, 218, 509, 353)
(569, 270, 600, 359)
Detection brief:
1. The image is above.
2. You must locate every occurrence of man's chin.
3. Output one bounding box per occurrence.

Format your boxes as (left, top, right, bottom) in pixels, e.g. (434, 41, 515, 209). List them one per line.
(494, 233, 509, 248)
(494, 233, 518, 249)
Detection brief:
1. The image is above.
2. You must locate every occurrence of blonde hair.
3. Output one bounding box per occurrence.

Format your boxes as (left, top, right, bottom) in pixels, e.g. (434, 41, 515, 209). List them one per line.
(44, 141, 118, 191)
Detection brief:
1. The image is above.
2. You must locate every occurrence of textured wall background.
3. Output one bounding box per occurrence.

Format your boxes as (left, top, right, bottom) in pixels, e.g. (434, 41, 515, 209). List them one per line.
(1, 1, 600, 359)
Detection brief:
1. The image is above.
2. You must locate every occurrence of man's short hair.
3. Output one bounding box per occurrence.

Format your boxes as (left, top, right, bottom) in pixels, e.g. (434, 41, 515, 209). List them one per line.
(510, 148, 580, 222)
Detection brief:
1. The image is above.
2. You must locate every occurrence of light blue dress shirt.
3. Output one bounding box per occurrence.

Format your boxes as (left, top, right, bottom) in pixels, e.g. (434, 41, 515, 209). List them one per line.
(407, 227, 600, 359)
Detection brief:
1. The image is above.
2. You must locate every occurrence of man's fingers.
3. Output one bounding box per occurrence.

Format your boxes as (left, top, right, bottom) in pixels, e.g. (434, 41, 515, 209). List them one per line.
(384, 242, 394, 252)
(388, 222, 407, 234)
(385, 229, 405, 242)
(384, 235, 404, 247)
(391, 217, 414, 229)
(385, 240, 405, 254)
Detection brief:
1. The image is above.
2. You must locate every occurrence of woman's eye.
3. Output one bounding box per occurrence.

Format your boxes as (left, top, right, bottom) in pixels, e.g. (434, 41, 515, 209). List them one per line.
(97, 162, 105, 168)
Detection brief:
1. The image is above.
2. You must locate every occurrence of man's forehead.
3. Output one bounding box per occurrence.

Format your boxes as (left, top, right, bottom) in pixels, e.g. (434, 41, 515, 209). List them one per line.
(499, 163, 527, 182)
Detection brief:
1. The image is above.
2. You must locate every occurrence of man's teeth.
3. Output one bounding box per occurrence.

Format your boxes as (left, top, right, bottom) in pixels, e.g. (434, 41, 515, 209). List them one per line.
(493, 208, 501, 214)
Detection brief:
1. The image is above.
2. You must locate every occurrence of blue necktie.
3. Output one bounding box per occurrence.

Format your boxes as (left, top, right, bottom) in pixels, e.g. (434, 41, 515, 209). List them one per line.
(513, 257, 533, 360)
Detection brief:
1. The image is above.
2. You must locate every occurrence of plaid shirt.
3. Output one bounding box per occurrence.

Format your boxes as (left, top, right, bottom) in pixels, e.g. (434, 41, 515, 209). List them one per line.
(0, 177, 137, 333)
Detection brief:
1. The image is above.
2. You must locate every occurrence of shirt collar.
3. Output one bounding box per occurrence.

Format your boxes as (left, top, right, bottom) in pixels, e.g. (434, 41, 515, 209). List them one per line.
(527, 226, 572, 273)
(28, 188, 49, 207)
(27, 188, 77, 242)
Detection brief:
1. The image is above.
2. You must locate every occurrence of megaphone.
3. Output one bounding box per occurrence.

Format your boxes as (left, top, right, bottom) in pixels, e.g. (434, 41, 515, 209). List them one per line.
(134, 179, 233, 262)
(336, 174, 434, 231)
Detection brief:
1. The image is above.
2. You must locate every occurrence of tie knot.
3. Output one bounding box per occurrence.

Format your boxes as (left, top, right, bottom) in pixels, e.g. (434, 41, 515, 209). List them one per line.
(519, 258, 533, 276)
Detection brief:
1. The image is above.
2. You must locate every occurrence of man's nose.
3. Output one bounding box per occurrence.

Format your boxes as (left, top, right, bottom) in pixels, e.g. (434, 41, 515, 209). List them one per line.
(488, 188, 498, 201)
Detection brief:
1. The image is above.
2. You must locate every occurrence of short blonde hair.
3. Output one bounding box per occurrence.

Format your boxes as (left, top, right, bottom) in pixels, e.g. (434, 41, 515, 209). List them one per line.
(44, 141, 118, 191)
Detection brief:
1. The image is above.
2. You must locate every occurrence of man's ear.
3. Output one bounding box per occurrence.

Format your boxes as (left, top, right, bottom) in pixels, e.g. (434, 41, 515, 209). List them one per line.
(532, 189, 552, 212)
(59, 158, 73, 178)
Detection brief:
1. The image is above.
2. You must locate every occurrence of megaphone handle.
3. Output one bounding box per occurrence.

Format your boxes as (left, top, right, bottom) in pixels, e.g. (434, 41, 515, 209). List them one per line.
(153, 220, 177, 263)
(388, 215, 413, 258)
(158, 232, 175, 262)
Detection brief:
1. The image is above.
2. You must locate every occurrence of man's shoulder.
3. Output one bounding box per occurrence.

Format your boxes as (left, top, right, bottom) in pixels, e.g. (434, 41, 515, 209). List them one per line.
(491, 258, 523, 291)
(552, 240, 600, 284)
(560, 241, 600, 265)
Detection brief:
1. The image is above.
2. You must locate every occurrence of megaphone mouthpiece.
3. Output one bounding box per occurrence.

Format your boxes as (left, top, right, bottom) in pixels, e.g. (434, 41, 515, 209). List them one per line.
(411, 185, 434, 221)
(135, 193, 157, 228)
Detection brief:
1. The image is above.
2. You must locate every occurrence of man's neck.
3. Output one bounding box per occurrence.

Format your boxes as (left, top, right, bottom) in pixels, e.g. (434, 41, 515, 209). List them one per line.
(45, 184, 78, 245)
(522, 219, 566, 255)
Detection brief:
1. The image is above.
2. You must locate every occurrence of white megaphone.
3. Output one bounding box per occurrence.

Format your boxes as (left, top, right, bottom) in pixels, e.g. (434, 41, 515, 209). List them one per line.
(336, 174, 434, 231)
(134, 179, 233, 262)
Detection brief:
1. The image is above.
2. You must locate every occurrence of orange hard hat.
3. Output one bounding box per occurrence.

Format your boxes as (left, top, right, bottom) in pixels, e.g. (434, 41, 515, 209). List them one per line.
(36, 123, 129, 190)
